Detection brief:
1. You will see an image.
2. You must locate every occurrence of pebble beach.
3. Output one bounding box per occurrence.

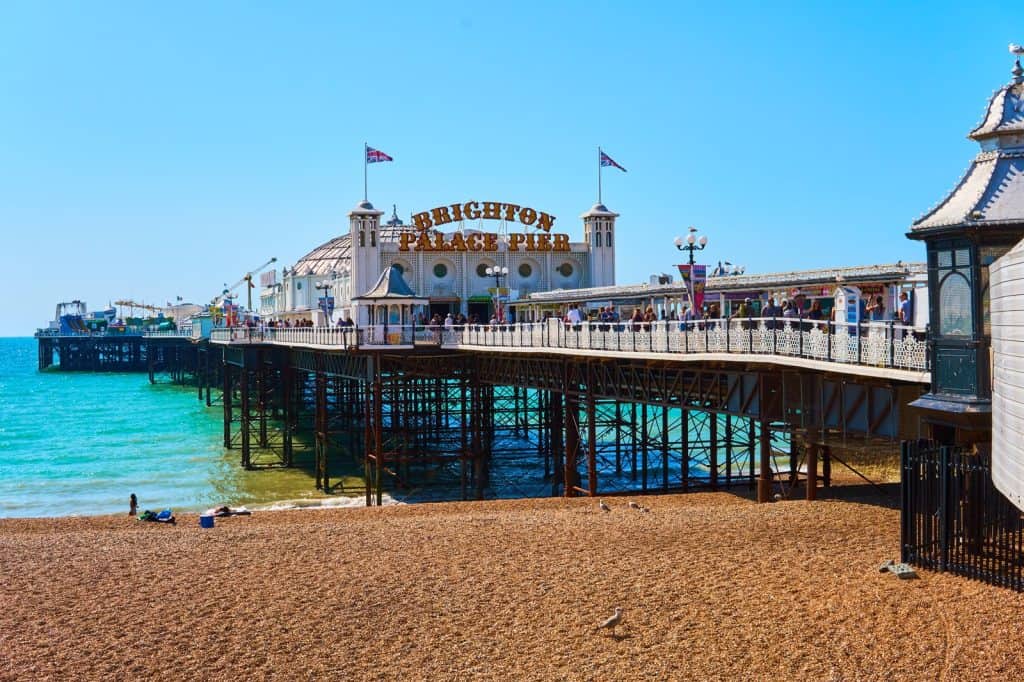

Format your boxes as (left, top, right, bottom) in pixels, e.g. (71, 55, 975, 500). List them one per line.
(2, 490, 1023, 680)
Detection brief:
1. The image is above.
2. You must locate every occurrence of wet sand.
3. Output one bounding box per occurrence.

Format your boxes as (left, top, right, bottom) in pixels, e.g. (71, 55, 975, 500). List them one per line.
(2, 490, 1023, 680)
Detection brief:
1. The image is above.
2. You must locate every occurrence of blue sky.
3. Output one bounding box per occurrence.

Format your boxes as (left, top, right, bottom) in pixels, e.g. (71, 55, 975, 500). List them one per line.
(0, 1, 1015, 335)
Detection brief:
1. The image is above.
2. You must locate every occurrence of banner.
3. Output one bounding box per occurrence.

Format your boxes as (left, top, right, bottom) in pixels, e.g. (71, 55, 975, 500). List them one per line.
(676, 264, 707, 312)
(318, 296, 335, 317)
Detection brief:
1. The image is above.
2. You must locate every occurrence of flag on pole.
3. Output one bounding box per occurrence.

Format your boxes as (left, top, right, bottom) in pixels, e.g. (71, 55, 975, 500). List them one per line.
(366, 146, 393, 163)
(600, 150, 627, 172)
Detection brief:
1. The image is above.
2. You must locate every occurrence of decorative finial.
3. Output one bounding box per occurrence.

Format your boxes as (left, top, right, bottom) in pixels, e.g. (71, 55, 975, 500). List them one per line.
(1010, 44, 1024, 83)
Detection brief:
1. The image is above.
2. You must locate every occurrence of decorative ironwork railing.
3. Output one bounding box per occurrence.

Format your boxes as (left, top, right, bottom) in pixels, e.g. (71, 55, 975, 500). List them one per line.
(208, 317, 929, 372)
(453, 318, 929, 372)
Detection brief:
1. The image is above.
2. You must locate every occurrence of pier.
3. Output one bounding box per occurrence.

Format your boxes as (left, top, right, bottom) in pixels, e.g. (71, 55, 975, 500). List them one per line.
(200, 318, 928, 505)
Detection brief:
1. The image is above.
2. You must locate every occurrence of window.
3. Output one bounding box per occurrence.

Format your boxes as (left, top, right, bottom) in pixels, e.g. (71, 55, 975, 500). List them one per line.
(557, 263, 574, 277)
(296, 281, 302, 290)
(980, 244, 1013, 335)
(934, 245, 973, 337)
(595, 231, 603, 247)
(370, 231, 376, 247)
(606, 230, 612, 247)
(433, 263, 448, 278)
(938, 272, 972, 336)
(476, 263, 490, 277)
(518, 263, 532, 278)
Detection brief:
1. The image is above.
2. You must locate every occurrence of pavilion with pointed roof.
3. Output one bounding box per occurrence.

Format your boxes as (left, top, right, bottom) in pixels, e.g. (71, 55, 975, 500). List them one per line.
(907, 54, 1024, 444)
(351, 264, 428, 332)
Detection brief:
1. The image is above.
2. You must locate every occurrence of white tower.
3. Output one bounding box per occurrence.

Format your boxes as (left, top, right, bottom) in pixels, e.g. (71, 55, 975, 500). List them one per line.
(350, 199, 384, 324)
(581, 202, 618, 287)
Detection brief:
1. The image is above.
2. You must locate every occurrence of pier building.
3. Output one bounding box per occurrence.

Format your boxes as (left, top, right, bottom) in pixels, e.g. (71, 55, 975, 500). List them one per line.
(260, 200, 617, 324)
(510, 262, 927, 324)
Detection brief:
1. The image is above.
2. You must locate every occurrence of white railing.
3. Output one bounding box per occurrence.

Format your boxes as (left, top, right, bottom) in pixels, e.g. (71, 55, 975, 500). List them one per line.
(453, 318, 930, 372)
(207, 318, 930, 372)
(142, 328, 192, 338)
(210, 325, 409, 348)
(35, 328, 191, 338)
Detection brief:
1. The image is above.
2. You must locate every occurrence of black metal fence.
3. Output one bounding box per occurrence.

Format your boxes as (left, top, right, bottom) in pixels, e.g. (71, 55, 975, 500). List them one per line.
(901, 440, 1024, 590)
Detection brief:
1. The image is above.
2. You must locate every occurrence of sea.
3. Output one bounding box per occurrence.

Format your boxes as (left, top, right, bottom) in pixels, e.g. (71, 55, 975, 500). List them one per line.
(0, 337, 371, 518)
(1, 336, 780, 519)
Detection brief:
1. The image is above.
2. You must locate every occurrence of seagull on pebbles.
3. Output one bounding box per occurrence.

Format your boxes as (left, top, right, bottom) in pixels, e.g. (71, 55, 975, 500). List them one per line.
(628, 500, 641, 509)
(599, 499, 611, 513)
(597, 607, 623, 635)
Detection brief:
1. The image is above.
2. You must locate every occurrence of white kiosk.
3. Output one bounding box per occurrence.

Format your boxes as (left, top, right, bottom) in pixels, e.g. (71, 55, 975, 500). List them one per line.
(834, 286, 862, 328)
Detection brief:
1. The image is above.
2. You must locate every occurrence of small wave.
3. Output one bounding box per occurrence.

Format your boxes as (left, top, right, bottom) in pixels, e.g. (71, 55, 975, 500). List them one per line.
(249, 494, 401, 512)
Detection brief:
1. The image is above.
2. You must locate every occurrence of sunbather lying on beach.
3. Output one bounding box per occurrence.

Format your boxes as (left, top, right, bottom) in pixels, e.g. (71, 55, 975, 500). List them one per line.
(212, 506, 251, 518)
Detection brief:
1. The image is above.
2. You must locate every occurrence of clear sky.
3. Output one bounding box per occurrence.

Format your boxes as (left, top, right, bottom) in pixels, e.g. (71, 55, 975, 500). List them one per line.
(0, 1, 1016, 335)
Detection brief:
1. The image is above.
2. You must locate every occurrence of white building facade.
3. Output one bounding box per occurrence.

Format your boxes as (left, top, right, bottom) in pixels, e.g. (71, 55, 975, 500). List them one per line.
(262, 199, 619, 324)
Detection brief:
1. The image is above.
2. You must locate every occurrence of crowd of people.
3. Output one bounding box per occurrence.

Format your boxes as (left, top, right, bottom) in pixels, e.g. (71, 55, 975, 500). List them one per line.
(231, 292, 914, 333)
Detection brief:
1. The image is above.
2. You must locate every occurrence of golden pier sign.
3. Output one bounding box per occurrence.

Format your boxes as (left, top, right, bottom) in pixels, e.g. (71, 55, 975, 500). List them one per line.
(399, 201, 570, 253)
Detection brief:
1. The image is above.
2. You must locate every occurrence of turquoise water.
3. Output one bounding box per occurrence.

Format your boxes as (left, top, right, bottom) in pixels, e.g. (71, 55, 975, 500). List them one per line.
(0, 337, 354, 518)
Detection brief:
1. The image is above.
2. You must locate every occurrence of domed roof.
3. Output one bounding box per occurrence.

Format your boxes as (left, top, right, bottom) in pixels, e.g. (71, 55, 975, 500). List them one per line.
(911, 58, 1024, 236)
(289, 234, 351, 277)
(969, 60, 1024, 141)
(580, 202, 619, 219)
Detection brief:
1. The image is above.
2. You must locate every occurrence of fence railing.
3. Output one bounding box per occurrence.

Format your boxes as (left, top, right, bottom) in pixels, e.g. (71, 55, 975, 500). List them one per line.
(454, 318, 929, 372)
(901, 440, 1024, 591)
(209, 325, 419, 348)
(208, 318, 929, 371)
(34, 328, 191, 339)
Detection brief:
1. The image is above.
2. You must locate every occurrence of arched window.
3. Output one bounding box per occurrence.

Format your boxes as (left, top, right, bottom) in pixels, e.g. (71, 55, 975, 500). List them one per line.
(606, 230, 613, 248)
(938, 271, 972, 336)
(595, 231, 602, 247)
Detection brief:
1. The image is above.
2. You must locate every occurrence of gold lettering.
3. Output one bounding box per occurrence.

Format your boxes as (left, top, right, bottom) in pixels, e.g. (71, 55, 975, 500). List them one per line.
(552, 233, 570, 251)
(466, 232, 482, 251)
(450, 232, 467, 251)
(508, 233, 524, 252)
(415, 232, 432, 251)
(518, 207, 537, 226)
(433, 232, 445, 250)
(524, 233, 536, 251)
(536, 233, 552, 251)
(483, 233, 498, 251)
(399, 232, 415, 251)
(536, 212, 555, 232)
(464, 201, 481, 220)
(450, 203, 464, 221)
(503, 203, 521, 221)
(431, 206, 453, 226)
(482, 202, 502, 219)
(412, 212, 433, 232)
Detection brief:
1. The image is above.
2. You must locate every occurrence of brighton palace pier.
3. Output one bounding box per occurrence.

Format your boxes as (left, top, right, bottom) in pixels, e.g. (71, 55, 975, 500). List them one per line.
(35, 53, 1024, 591)
(260, 198, 616, 323)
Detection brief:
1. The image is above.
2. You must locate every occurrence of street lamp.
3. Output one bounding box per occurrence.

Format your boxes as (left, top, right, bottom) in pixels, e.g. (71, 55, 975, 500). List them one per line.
(485, 265, 509, 322)
(314, 280, 332, 326)
(673, 226, 709, 266)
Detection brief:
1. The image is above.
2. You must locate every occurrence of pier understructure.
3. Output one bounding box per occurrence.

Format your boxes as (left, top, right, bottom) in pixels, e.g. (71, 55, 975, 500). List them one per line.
(208, 339, 925, 505)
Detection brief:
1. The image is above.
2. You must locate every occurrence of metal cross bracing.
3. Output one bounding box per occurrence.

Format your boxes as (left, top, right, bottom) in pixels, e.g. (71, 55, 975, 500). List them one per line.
(221, 349, 294, 470)
(207, 344, 925, 505)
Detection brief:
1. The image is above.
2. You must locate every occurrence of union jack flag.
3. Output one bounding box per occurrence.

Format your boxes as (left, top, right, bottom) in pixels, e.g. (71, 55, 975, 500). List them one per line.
(600, 150, 626, 172)
(366, 146, 393, 163)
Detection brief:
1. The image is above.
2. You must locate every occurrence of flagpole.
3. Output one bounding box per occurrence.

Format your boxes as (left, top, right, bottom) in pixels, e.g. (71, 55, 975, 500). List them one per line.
(363, 142, 368, 202)
(597, 146, 602, 204)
